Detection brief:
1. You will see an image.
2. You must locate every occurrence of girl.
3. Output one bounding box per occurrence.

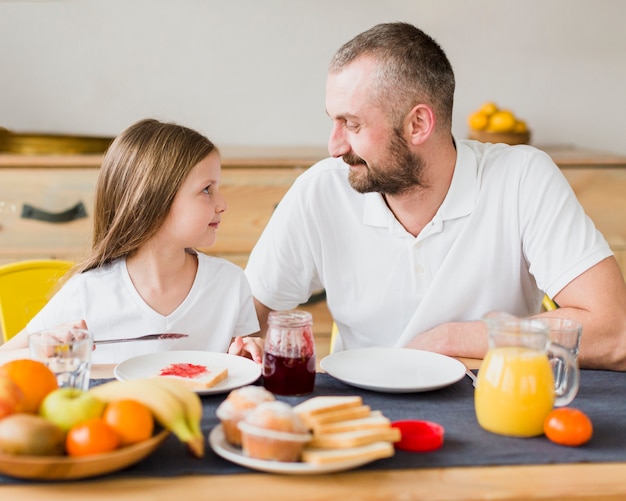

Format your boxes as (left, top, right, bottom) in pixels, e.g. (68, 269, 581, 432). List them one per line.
(1, 119, 262, 364)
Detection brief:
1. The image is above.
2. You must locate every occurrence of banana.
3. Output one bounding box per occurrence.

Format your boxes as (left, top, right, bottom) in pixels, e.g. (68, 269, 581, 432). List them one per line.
(147, 377, 203, 439)
(89, 378, 204, 457)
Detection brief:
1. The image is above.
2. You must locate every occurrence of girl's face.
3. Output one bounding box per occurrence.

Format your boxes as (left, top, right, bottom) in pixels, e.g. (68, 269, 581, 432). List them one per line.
(158, 151, 227, 250)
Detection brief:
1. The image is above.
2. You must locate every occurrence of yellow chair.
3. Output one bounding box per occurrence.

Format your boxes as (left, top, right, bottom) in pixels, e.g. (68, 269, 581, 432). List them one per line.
(0, 259, 73, 342)
(329, 322, 339, 354)
(542, 295, 559, 311)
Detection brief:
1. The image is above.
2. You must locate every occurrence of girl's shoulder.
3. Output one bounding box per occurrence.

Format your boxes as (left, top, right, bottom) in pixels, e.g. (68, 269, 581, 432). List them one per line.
(62, 259, 123, 290)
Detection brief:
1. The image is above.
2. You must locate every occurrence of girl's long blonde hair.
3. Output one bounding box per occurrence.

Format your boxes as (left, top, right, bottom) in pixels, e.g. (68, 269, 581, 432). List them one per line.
(68, 118, 216, 279)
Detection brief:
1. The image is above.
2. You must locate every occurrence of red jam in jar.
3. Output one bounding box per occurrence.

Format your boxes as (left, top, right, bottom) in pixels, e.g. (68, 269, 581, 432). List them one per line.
(262, 310, 316, 396)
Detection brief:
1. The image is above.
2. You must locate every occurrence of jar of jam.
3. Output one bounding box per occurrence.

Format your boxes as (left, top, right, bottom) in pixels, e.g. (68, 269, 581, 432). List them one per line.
(262, 310, 315, 396)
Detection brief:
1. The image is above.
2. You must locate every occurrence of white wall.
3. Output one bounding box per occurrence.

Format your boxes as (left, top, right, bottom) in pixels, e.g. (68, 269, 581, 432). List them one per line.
(1, 0, 625, 154)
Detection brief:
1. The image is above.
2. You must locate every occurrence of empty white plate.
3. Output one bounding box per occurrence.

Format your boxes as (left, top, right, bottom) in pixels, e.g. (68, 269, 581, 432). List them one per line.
(320, 347, 466, 393)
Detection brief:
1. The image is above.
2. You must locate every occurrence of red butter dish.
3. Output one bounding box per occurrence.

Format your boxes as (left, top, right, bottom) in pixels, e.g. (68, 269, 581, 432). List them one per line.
(391, 420, 445, 452)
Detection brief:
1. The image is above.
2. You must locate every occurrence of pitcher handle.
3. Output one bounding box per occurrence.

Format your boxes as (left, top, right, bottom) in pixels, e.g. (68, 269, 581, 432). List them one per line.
(548, 341, 580, 407)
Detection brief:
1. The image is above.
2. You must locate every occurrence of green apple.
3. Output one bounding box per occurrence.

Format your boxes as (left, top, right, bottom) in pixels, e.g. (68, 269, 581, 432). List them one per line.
(39, 388, 105, 432)
(0, 375, 24, 419)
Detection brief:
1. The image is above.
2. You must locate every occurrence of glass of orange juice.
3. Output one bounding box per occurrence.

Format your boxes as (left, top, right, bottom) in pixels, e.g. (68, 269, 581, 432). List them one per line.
(474, 314, 579, 437)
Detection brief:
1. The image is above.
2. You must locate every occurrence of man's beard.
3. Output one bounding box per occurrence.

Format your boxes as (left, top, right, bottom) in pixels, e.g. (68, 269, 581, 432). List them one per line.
(344, 130, 425, 196)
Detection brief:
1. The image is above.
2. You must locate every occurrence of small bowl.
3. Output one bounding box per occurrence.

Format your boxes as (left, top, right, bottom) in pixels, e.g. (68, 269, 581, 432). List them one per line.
(391, 420, 444, 452)
(468, 129, 531, 145)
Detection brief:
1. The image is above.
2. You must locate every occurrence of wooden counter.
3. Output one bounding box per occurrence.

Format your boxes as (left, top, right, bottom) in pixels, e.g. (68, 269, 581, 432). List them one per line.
(3, 463, 626, 501)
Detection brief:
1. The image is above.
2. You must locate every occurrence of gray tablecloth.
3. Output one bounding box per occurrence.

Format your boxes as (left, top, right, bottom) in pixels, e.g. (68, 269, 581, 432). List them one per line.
(2, 369, 626, 484)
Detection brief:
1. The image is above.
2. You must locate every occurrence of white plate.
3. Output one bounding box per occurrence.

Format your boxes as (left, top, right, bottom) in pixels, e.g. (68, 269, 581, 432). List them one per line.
(320, 347, 466, 393)
(209, 425, 381, 475)
(114, 350, 261, 395)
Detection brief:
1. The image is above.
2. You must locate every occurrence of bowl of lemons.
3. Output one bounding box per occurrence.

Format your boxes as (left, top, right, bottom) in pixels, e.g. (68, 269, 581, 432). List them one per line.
(467, 102, 530, 145)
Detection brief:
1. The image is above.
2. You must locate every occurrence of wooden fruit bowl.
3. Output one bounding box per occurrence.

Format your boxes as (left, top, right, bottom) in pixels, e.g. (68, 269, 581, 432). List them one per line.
(0, 429, 168, 481)
(468, 129, 531, 145)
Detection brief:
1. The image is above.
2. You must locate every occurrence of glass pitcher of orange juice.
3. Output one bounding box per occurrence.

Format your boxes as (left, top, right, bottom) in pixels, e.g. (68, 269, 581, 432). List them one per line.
(475, 314, 580, 437)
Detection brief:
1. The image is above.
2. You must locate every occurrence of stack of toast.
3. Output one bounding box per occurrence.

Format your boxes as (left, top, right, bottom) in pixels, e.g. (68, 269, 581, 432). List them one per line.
(293, 395, 400, 465)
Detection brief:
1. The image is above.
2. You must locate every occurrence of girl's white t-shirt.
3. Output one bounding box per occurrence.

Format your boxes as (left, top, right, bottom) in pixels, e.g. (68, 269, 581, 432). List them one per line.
(28, 252, 259, 364)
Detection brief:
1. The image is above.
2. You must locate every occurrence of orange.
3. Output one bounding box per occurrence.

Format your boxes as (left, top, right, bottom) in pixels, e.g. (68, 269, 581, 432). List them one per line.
(0, 359, 58, 413)
(479, 101, 498, 117)
(486, 110, 517, 133)
(544, 408, 593, 447)
(0, 375, 24, 418)
(66, 417, 121, 456)
(467, 111, 489, 131)
(102, 399, 154, 445)
(513, 119, 528, 134)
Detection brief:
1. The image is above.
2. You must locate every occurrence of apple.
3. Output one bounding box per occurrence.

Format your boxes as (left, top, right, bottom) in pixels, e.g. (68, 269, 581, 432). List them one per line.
(0, 375, 24, 419)
(39, 388, 105, 432)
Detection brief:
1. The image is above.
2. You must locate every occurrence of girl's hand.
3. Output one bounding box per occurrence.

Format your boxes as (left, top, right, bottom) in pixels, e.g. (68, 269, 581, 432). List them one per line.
(46, 319, 87, 343)
(228, 336, 263, 364)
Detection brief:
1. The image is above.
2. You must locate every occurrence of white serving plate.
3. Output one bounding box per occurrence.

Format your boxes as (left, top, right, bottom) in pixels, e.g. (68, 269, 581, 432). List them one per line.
(114, 350, 261, 395)
(209, 425, 383, 474)
(320, 347, 466, 393)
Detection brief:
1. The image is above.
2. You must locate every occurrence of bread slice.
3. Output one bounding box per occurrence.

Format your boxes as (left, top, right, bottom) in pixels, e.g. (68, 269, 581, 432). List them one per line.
(309, 427, 401, 449)
(158, 363, 228, 390)
(301, 441, 395, 465)
(301, 405, 371, 429)
(293, 396, 363, 421)
(312, 411, 390, 435)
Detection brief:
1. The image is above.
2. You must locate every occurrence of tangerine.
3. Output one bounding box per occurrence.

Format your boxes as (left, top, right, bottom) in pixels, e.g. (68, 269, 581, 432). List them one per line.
(544, 408, 593, 447)
(102, 399, 154, 446)
(513, 119, 528, 133)
(467, 111, 489, 131)
(0, 359, 58, 413)
(486, 110, 517, 133)
(479, 101, 498, 116)
(66, 418, 121, 456)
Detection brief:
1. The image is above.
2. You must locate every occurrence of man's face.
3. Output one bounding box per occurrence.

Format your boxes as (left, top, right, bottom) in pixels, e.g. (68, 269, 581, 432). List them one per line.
(325, 58, 424, 195)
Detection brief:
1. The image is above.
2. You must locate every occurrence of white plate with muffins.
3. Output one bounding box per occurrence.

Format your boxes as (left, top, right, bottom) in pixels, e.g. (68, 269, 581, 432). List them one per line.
(209, 425, 386, 474)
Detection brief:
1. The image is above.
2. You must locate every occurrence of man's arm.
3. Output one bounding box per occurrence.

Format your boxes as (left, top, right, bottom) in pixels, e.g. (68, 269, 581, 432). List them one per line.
(547, 256, 626, 370)
(252, 298, 273, 338)
(405, 257, 626, 371)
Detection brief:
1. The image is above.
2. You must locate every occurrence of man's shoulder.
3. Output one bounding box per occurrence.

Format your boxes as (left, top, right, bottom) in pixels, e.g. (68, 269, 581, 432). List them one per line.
(457, 139, 549, 158)
(459, 139, 552, 166)
(459, 140, 557, 184)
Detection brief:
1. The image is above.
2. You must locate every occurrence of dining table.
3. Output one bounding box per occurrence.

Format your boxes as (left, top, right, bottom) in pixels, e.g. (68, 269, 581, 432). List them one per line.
(1, 356, 626, 501)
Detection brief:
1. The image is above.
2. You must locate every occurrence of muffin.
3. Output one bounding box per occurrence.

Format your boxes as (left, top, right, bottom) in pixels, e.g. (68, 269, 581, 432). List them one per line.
(238, 401, 312, 462)
(216, 385, 275, 446)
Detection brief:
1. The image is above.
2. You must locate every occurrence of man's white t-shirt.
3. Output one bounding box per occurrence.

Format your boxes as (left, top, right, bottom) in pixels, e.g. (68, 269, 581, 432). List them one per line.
(245, 140, 612, 351)
(28, 252, 259, 363)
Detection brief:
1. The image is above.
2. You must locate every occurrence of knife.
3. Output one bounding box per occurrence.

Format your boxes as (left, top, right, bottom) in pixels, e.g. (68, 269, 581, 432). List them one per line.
(94, 333, 188, 345)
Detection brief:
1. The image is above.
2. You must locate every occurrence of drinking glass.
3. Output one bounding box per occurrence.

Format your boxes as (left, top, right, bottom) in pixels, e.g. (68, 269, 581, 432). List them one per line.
(29, 327, 93, 391)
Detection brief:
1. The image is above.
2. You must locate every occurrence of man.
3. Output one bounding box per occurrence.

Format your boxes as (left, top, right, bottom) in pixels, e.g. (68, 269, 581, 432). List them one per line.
(245, 22, 626, 370)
